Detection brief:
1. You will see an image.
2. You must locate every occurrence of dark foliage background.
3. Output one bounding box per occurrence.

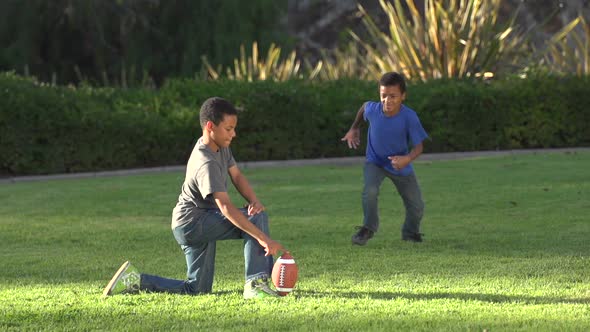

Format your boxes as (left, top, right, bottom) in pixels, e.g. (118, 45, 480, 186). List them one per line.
(0, 0, 287, 86)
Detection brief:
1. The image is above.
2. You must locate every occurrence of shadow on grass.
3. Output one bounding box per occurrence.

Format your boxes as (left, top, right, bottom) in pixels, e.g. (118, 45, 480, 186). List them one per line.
(111, 289, 590, 306)
(295, 290, 590, 305)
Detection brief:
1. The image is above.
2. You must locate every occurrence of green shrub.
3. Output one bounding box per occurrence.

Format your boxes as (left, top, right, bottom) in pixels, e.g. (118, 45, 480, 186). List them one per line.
(412, 75, 590, 151)
(158, 79, 375, 161)
(0, 73, 194, 175)
(498, 75, 590, 148)
(409, 80, 509, 151)
(1, 72, 589, 176)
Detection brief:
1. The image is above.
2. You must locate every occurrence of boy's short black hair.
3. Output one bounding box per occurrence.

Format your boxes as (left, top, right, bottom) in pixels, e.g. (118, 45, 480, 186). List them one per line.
(379, 72, 406, 93)
(199, 97, 239, 129)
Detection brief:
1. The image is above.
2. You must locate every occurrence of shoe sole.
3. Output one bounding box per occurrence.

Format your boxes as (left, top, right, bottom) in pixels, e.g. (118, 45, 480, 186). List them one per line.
(244, 292, 279, 299)
(102, 261, 130, 297)
(352, 238, 368, 246)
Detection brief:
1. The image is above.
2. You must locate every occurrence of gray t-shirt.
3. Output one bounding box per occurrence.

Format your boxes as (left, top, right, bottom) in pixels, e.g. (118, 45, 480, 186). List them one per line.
(171, 137, 236, 228)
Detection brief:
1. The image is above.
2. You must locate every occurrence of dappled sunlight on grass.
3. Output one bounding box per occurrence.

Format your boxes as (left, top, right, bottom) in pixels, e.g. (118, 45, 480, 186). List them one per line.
(2, 281, 588, 331)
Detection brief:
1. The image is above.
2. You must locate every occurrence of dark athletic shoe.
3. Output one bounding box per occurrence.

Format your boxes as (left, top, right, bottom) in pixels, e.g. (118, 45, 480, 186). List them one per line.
(402, 233, 424, 243)
(351, 226, 374, 246)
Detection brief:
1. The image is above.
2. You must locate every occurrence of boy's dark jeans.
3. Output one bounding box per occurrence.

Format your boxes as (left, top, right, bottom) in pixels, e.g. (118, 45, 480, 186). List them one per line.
(362, 162, 424, 238)
(141, 208, 273, 294)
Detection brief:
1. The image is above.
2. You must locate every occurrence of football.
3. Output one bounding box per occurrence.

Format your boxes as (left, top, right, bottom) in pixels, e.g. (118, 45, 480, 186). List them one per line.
(271, 252, 298, 296)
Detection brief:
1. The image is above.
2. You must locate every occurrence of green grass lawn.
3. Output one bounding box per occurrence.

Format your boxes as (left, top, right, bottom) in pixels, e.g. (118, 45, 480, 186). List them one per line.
(1, 152, 589, 331)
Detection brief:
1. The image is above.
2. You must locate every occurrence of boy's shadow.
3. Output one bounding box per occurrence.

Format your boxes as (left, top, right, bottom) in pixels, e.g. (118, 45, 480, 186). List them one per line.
(295, 290, 589, 305)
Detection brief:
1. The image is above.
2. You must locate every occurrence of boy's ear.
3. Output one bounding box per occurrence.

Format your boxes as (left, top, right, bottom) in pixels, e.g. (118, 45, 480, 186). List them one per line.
(205, 121, 214, 131)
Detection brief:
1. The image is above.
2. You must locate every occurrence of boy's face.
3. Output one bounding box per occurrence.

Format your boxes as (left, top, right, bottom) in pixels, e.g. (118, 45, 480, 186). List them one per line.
(207, 114, 237, 149)
(379, 84, 406, 114)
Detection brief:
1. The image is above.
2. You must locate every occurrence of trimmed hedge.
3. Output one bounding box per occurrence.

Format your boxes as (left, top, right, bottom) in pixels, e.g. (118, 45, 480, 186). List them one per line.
(1, 72, 589, 175)
(411, 76, 590, 151)
(0, 74, 195, 175)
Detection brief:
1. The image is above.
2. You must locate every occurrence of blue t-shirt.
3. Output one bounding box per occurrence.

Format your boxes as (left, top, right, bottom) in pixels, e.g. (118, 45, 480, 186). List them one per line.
(364, 101, 428, 176)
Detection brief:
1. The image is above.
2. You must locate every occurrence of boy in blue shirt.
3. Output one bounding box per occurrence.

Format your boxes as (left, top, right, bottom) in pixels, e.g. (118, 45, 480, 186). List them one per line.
(342, 72, 429, 244)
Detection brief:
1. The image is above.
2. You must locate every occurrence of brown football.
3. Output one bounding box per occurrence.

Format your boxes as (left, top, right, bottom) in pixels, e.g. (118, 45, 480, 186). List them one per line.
(271, 252, 298, 296)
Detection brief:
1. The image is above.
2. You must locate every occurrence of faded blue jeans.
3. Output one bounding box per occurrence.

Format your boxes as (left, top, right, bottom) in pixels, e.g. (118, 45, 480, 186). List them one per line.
(140, 208, 273, 294)
(362, 162, 424, 238)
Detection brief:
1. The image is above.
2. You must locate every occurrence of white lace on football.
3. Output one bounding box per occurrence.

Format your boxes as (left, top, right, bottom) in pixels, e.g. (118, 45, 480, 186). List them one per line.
(278, 265, 286, 286)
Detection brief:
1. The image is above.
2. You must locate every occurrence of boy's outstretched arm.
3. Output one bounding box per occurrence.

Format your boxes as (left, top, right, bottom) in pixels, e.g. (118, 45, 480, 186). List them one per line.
(213, 191, 285, 256)
(341, 102, 367, 149)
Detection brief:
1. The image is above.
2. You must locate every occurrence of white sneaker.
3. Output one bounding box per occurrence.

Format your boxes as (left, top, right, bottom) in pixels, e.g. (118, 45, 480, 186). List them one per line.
(102, 261, 141, 297)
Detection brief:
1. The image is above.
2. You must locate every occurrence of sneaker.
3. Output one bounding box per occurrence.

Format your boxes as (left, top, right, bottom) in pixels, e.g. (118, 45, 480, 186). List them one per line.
(243, 277, 279, 299)
(102, 261, 141, 297)
(402, 233, 424, 243)
(351, 226, 374, 246)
